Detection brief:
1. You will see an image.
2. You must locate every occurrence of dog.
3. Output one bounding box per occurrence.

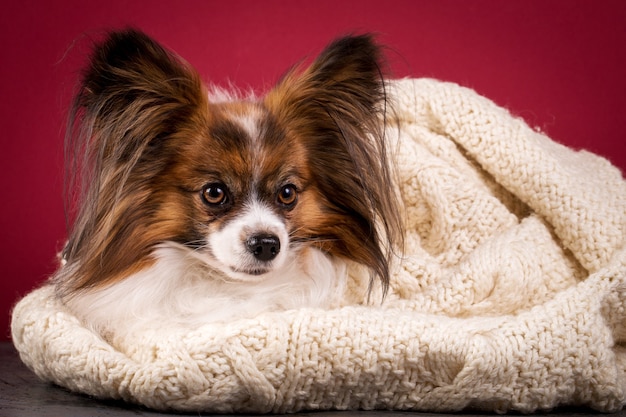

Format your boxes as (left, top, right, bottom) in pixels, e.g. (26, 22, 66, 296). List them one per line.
(55, 29, 403, 341)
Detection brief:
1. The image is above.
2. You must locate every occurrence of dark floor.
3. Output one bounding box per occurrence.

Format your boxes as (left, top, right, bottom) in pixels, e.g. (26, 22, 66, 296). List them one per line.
(1, 342, 623, 417)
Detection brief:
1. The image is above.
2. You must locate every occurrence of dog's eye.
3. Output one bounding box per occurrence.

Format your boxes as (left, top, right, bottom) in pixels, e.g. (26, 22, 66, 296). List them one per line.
(201, 183, 229, 206)
(277, 184, 297, 207)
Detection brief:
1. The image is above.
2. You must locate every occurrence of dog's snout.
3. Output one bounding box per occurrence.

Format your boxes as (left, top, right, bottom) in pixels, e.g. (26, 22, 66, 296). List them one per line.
(246, 234, 280, 262)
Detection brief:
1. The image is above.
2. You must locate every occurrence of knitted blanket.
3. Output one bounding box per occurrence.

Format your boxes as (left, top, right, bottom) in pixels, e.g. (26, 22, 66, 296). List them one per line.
(11, 78, 626, 413)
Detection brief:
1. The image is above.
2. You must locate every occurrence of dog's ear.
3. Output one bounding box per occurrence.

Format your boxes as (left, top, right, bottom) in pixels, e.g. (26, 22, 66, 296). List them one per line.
(265, 34, 385, 129)
(61, 29, 207, 293)
(74, 28, 205, 145)
(264, 35, 402, 295)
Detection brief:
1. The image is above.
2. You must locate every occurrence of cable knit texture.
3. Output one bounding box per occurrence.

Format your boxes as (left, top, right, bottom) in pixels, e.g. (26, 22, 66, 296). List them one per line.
(11, 78, 626, 413)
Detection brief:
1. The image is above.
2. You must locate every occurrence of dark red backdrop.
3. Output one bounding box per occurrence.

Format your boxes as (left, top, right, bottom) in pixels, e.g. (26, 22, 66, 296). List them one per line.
(1, 0, 625, 340)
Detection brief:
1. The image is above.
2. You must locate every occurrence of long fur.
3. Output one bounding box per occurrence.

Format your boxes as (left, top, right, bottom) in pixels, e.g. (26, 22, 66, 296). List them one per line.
(55, 29, 403, 341)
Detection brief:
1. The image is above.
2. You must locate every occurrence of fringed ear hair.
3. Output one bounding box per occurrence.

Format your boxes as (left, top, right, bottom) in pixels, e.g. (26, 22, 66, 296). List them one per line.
(60, 29, 207, 294)
(265, 34, 403, 296)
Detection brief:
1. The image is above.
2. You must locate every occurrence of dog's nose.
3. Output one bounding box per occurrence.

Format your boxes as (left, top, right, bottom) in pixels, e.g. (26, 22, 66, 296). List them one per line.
(246, 234, 280, 262)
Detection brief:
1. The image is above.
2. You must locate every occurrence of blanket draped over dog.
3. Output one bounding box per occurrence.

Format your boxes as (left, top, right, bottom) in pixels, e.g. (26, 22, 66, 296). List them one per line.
(11, 78, 626, 413)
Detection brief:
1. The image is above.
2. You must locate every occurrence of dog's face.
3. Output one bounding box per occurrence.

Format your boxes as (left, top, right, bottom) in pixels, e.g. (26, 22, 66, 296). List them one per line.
(162, 101, 318, 282)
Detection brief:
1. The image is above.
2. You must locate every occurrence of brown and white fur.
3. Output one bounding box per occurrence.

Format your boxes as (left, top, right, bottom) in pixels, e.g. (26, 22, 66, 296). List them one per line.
(55, 29, 402, 341)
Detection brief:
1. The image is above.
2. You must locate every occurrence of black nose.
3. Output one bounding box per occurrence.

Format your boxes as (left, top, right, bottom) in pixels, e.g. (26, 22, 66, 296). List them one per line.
(246, 234, 280, 262)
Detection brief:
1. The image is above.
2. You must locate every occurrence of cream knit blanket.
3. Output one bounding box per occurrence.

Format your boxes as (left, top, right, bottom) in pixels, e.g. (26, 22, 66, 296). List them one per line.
(11, 78, 626, 413)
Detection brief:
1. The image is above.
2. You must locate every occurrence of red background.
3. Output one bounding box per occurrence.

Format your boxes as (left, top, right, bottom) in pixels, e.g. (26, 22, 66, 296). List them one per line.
(1, 0, 625, 341)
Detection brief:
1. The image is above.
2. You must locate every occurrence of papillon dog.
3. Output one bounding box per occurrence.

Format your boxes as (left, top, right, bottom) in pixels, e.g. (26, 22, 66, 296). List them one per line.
(54, 29, 403, 342)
